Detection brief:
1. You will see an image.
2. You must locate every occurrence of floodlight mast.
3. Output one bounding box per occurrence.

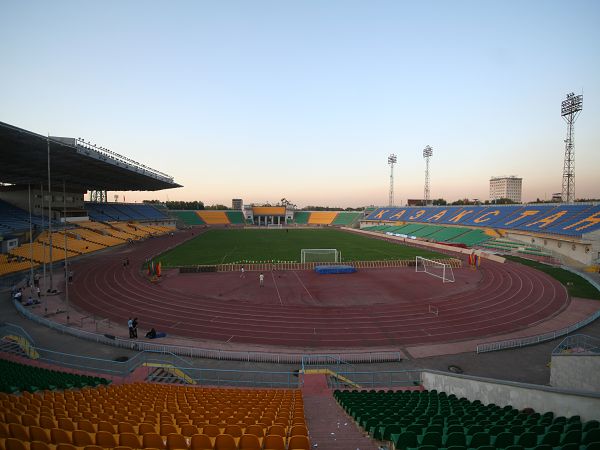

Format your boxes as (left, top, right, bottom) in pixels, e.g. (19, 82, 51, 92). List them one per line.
(423, 145, 433, 206)
(388, 154, 397, 207)
(561, 92, 583, 203)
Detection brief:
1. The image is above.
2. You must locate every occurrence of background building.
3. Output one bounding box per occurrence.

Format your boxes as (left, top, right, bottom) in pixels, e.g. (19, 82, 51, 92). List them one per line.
(489, 176, 522, 203)
(231, 198, 243, 210)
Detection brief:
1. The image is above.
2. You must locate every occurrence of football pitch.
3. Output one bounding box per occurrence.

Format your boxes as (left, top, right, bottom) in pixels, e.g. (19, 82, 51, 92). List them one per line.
(158, 228, 445, 266)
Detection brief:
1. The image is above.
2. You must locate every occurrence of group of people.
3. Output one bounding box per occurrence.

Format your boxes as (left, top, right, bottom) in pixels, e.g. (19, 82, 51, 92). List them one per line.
(127, 317, 158, 339)
(240, 266, 266, 287)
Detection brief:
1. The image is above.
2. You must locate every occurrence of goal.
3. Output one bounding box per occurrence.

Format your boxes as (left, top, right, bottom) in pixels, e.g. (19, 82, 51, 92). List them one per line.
(301, 249, 341, 263)
(415, 256, 455, 283)
(267, 223, 283, 229)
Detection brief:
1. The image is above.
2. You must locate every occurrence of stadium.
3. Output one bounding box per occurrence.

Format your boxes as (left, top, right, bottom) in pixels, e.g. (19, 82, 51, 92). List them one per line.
(1, 117, 599, 450)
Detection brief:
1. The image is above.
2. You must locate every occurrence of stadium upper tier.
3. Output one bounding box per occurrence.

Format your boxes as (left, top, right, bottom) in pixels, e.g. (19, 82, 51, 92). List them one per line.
(85, 202, 168, 222)
(365, 205, 600, 237)
(0, 200, 62, 235)
(0, 121, 180, 191)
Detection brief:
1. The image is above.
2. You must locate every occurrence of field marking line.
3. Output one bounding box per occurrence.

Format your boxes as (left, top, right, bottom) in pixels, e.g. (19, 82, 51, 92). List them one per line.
(271, 271, 283, 306)
(171, 321, 182, 328)
(226, 335, 234, 343)
(220, 246, 237, 264)
(293, 271, 315, 302)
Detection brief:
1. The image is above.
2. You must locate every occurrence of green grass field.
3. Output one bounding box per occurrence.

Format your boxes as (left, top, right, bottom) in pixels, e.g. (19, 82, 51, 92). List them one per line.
(505, 255, 600, 300)
(158, 229, 445, 266)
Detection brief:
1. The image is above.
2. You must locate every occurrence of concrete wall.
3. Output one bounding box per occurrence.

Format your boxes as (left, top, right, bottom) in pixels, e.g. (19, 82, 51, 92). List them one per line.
(0, 188, 85, 219)
(421, 370, 600, 421)
(506, 232, 594, 265)
(550, 355, 600, 392)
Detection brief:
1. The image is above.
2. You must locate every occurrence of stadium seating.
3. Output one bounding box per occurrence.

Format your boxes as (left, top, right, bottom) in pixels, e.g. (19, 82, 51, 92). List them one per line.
(9, 243, 78, 264)
(225, 211, 246, 225)
(308, 212, 338, 225)
(197, 211, 230, 225)
(293, 212, 310, 224)
(0, 200, 61, 236)
(0, 360, 109, 394)
(0, 254, 38, 276)
(0, 383, 308, 449)
(331, 212, 362, 226)
(334, 389, 597, 450)
(37, 232, 105, 255)
(172, 211, 206, 225)
(85, 202, 168, 222)
(447, 229, 491, 246)
(366, 205, 600, 237)
(71, 225, 126, 246)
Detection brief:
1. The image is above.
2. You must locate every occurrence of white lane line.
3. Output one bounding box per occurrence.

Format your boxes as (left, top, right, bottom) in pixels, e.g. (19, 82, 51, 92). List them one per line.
(293, 271, 315, 302)
(271, 271, 283, 306)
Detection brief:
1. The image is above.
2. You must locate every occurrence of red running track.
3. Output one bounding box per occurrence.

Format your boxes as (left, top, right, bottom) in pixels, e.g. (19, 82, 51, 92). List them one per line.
(68, 229, 570, 349)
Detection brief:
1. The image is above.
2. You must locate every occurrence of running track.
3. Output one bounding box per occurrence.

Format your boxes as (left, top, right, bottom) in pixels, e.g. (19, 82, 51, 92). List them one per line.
(69, 229, 570, 349)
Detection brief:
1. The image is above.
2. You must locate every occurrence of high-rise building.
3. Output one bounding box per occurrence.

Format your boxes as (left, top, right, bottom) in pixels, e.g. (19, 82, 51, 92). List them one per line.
(489, 176, 522, 203)
(232, 199, 243, 210)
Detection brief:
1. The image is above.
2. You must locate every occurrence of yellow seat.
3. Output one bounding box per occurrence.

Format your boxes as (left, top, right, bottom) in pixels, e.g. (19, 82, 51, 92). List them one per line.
(29, 427, 51, 444)
(95, 430, 117, 448)
(262, 435, 285, 450)
(238, 434, 261, 450)
(119, 432, 141, 449)
(8, 424, 29, 441)
(5, 438, 29, 450)
(213, 434, 236, 450)
(73, 430, 94, 447)
(30, 441, 52, 450)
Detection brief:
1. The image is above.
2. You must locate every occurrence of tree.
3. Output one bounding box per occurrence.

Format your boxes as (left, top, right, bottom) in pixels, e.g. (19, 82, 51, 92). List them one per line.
(432, 198, 447, 206)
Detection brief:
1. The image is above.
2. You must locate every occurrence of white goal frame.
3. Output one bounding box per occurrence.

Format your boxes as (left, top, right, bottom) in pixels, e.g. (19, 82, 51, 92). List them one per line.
(267, 223, 283, 229)
(415, 256, 455, 283)
(301, 249, 341, 263)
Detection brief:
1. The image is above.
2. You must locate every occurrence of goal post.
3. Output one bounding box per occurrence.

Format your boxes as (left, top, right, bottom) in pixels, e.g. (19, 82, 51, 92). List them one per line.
(301, 249, 341, 263)
(266, 223, 283, 229)
(415, 256, 455, 283)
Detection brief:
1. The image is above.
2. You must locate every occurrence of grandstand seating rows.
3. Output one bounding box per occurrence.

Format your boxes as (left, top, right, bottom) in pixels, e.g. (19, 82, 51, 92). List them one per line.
(196, 211, 230, 225)
(0, 255, 37, 277)
(172, 211, 206, 226)
(0, 383, 310, 449)
(366, 204, 600, 237)
(306, 212, 338, 225)
(335, 389, 600, 450)
(0, 201, 62, 236)
(363, 224, 492, 247)
(85, 203, 168, 222)
(0, 360, 108, 394)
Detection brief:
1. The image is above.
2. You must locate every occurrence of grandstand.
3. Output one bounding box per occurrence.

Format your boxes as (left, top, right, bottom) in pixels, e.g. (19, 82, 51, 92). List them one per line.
(364, 205, 600, 265)
(2, 120, 600, 450)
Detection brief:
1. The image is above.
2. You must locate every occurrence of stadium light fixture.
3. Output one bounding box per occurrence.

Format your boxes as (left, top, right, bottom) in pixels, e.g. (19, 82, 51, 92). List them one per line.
(388, 153, 397, 207)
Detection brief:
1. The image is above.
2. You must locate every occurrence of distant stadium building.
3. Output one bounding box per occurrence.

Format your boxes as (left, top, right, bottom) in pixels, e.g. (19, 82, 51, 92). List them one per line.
(232, 199, 243, 210)
(490, 176, 522, 203)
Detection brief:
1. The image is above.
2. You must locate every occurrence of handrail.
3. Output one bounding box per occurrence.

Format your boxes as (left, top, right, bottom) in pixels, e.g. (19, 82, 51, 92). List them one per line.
(0, 322, 36, 347)
(13, 299, 403, 364)
(476, 266, 600, 353)
(552, 334, 600, 355)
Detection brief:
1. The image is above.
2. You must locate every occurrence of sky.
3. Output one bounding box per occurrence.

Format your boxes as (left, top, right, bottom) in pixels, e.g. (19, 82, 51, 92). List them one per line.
(1, 0, 599, 208)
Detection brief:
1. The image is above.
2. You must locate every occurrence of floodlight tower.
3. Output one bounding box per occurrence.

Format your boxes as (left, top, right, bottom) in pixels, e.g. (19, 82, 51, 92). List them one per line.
(388, 153, 397, 206)
(561, 92, 583, 203)
(423, 145, 433, 205)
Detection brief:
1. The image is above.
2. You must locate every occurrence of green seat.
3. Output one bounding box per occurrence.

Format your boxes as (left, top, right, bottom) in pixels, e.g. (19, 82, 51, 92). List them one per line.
(561, 429, 582, 446)
(493, 431, 515, 448)
(419, 431, 442, 448)
(393, 431, 418, 450)
(468, 432, 490, 448)
(585, 442, 600, 450)
(538, 430, 561, 446)
(516, 431, 537, 448)
(584, 429, 600, 445)
(584, 421, 600, 433)
(444, 432, 466, 448)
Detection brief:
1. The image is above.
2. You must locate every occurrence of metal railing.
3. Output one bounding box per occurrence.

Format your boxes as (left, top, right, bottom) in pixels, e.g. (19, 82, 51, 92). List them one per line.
(13, 302, 403, 364)
(330, 370, 422, 389)
(552, 334, 600, 355)
(476, 309, 600, 353)
(476, 266, 600, 353)
(0, 322, 36, 347)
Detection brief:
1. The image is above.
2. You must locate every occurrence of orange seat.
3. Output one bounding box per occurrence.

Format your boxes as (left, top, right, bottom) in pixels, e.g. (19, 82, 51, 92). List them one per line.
(38, 417, 56, 430)
(83, 446, 105, 450)
(58, 419, 76, 432)
(262, 434, 285, 450)
(21, 414, 38, 427)
(56, 444, 78, 450)
(142, 433, 166, 450)
(160, 424, 178, 437)
(95, 430, 118, 448)
(288, 425, 308, 437)
(119, 432, 142, 448)
(98, 421, 117, 434)
(29, 427, 51, 444)
(139, 424, 158, 435)
(5, 438, 28, 450)
(30, 441, 52, 450)
(238, 434, 261, 450)
(8, 424, 29, 441)
(77, 420, 97, 433)
(0, 423, 9, 439)
(179, 425, 198, 438)
(166, 433, 188, 450)
(214, 434, 236, 450)
(288, 435, 310, 450)
(201, 425, 219, 438)
(189, 433, 212, 450)
(73, 430, 95, 447)
(266, 425, 286, 437)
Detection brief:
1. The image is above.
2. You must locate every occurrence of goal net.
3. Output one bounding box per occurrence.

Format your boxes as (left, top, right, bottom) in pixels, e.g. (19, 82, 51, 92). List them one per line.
(267, 223, 283, 228)
(415, 256, 455, 283)
(301, 249, 341, 263)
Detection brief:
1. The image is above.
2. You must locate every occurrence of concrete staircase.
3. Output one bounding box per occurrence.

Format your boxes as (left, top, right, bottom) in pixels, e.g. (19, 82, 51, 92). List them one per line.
(302, 374, 381, 450)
